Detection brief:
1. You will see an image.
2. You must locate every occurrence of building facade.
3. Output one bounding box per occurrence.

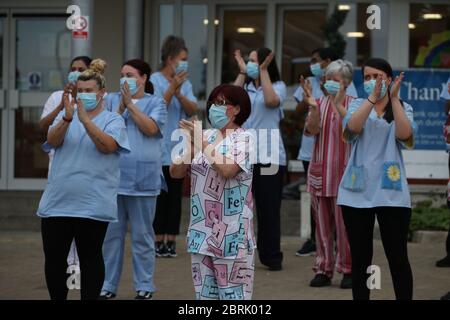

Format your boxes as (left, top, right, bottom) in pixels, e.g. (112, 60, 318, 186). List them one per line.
(0, 0, 449, 192)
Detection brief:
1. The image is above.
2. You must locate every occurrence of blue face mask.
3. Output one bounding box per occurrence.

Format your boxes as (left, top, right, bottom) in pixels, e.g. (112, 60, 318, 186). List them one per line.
(310, 63, 323, 78)
(78, 92, 99, 111)
(364, 79, 387, 100)
(68, 71, 81, 84)
(120, 77, 139, 96)
(208, 104, 230, 129)
(175, 61, 189, 74)
(323, 80, 341, 95)
(246, 62, 259, 80)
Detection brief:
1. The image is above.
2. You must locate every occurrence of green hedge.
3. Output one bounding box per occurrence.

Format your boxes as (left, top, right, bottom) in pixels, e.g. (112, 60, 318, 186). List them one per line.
(410, 200, 450, 232)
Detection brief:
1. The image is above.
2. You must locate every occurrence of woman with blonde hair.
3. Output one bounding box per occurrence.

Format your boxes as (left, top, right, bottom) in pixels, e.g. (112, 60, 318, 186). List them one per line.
(37, 59, 130, 300)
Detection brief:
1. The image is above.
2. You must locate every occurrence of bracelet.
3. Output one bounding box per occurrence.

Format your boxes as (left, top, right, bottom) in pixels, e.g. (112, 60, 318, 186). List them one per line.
(367, 97, 376, 105)
(63, 116, 73, 123)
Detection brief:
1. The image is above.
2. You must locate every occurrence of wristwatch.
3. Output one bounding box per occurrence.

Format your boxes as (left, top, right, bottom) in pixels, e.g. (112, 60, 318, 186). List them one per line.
(63, 116, 73, 123)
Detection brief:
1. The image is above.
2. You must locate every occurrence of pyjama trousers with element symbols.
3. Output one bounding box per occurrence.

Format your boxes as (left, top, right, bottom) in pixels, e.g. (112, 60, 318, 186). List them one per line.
(191, 252, 255, 300)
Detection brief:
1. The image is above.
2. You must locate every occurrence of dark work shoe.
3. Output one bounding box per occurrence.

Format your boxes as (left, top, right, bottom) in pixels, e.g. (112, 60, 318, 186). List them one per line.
(436, 255, 450, 268)
(135, 291, 153, 300)
(441, 292, 450, 300)
(340, 274, 352, 289)
(99, 291, 116, 300)
(296, 239, 316, 257)
(310, 274, 331, 287)
(268, 264, 282, 271)
(166, 241, 177, 258)
(155, 241, 168, 258)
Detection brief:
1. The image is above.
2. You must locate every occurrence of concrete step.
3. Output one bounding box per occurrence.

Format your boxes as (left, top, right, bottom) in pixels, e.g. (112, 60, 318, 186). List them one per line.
(0, 192, 303, 237)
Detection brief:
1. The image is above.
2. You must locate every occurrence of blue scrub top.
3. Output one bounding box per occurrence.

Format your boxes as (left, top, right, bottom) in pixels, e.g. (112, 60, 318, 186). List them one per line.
(243, 81, 287, 165)
(104, 92, 167, 196)
(293, 77, 358, 162)
(337, 98, 418, 208)
(441, 76, 450, 100)
(37, 108, 131, 222)
(150, 72, 197, 166)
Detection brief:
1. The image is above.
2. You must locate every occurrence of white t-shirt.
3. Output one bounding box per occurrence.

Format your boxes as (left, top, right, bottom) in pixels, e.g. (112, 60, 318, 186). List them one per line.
(41, 91, 69, 168)
(441, 77, 450, 100)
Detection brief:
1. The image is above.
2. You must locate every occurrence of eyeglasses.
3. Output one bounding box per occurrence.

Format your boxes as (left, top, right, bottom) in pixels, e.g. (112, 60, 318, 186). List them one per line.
(207, 99, 232, 108)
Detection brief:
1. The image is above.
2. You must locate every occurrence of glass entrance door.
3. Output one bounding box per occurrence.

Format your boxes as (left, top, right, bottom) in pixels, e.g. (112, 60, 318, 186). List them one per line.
(0, 12, 7, 189)
(2, 9, 72, 190)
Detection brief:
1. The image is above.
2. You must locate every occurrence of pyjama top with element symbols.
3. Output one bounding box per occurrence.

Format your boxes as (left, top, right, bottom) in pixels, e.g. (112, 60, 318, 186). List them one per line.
(187, 128, 256, 260)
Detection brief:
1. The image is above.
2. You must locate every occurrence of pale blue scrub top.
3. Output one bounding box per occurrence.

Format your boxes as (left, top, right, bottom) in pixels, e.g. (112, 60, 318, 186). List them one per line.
(150, 72, 197, 166)
(293, 76, 358, 162)
(243, 81, 287, 165)
(337, 98, 418, 208)
(37, 108, 131, 222)
(105, 92, 167, 196)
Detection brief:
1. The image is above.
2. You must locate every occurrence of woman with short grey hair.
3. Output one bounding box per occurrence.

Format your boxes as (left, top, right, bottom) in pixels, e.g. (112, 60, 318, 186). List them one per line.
(299, 58, 355, 289)
(324, 59, 354, 87)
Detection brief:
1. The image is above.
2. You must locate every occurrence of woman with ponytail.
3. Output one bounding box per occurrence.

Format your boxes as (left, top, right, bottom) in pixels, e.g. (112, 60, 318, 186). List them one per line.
(101, 59, 167, 300)
(337, 58, 417, 300)
(152, 35, 197, 259)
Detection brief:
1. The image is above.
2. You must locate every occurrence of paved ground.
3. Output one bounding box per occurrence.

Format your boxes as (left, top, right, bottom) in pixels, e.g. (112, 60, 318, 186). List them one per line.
(0, 231, 449, 300)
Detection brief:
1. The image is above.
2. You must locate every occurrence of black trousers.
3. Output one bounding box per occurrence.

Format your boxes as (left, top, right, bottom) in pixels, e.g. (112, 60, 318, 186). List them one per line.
(41, 217, 108, 300)
(446, 155, 450, 256)
(302, 160, 316, 243)
(154, 165, 184, 236)
(447, 223, 450, 256)
(253, 164, 285, 267)
(341, 206, 413, 300)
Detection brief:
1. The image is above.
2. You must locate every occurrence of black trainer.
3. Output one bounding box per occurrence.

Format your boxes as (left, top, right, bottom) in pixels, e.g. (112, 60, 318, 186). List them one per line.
(99, 291, 116, 300)
(441, 292, 450, 300)
(135, 291, 153, 300)
(296, 239, 316, 257)
(340, 274, 352, 289)
(155, 241, 168, 258)
(166, 241, 177, 258)
(310, 274, 331, 287)
(436, 255, 450, 268)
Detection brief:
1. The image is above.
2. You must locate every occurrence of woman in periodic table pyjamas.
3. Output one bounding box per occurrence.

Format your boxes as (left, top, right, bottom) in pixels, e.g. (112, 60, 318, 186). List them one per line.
(170, 84, 256, 300)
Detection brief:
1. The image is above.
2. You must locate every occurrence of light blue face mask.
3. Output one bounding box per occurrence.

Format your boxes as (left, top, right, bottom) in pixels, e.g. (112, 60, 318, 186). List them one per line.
(323, 80, 341, 95)
(364, 79, 387, 100)
(68, 71, 81, 84)
(120, 77, 139, 96)
(310, 63, 323, 78)
(78, 92, 99, 111)
(176, 61, 189, 74)
(246, 62, 259, 80)
(208, 104, 230, 129)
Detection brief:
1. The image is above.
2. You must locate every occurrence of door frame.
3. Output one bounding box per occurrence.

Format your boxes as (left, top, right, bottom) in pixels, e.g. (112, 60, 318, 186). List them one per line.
(5, 7, 68, 190)
(0, 10, 9, 189)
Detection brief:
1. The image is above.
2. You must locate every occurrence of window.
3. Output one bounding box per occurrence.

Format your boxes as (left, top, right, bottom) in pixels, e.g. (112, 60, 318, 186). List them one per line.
(16, 18, 72, 91)
(159, 4, 174, 52)
(280, 8, 327, 87)
(220, 9, 266, 84)
(182, 4, 208, 100)
(409, 4, 450, 68)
